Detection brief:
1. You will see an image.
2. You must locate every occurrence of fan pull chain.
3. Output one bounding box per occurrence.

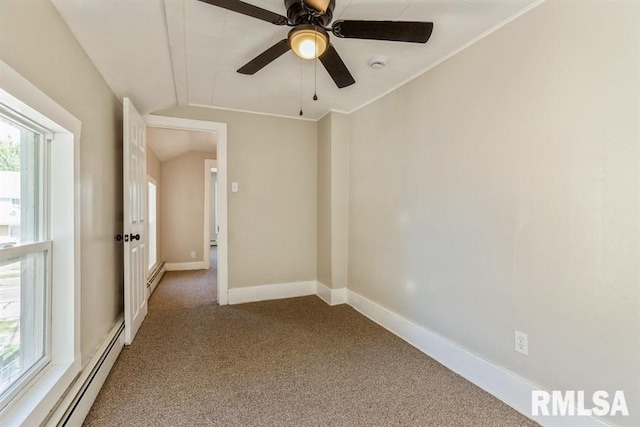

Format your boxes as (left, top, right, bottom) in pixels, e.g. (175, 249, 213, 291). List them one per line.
(313, 30, 318, 101)
(313, 61, 318, 101)
(299, 57, 304, 116)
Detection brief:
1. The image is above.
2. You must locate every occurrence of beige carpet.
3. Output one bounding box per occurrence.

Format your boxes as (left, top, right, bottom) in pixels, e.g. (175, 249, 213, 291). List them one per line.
(84, 253, 538, 426)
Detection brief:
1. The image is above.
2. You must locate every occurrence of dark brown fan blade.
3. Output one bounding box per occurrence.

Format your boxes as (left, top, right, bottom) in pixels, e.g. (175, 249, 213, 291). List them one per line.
(319, 44, 355, 88)
(332, 20, 433, 43)
(197, 0, 288, 25)
(237, 40, 291, 75)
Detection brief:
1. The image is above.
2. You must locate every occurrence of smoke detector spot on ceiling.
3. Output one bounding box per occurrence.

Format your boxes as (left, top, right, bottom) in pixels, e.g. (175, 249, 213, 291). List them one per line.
(369, 56, 388, 70)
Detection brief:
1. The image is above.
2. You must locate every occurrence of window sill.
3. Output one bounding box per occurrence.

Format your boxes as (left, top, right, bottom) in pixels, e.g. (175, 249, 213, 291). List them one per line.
(0, 358, 80, 426)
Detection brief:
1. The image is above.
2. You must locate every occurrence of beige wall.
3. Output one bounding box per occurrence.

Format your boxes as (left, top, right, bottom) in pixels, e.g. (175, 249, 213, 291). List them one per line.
(317, 114, 332, 287)
(147, 146, 162, 182)
(329, 112, 349, 290)
(347, 1, 639, 425)
(154, 106, 317, 288)
(317, 112, 350, 290)
(147, 147, 162, 262)
(160, 150, 215, 264)
(0, 0, 123, 365)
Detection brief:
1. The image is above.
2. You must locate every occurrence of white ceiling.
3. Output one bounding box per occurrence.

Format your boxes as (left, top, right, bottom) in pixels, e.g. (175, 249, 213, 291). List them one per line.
(147, 127, 217, 161)
(51, 0, 540, 120)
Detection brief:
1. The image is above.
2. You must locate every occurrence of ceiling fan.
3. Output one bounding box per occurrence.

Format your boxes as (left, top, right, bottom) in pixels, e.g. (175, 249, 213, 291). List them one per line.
(197, 0, 434, 88)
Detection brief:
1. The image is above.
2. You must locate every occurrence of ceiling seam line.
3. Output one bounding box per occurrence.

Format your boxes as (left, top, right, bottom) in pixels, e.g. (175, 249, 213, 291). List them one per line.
(183, 0, 190, 105)
(163, 0, 181, 106)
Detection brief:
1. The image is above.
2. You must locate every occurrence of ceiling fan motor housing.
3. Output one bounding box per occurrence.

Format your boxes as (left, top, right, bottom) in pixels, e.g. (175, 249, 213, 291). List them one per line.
(285, 0, 335, 26)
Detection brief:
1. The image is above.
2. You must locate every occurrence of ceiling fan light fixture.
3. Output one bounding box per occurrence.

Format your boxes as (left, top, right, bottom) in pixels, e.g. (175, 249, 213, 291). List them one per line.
(289, 25, 328, 60)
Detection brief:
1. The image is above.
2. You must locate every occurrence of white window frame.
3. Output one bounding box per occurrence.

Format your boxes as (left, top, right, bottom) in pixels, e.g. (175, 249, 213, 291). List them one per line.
(0, 106, 52, 408)
(0, 60, 81, 426)
(0, 241, 52, 407)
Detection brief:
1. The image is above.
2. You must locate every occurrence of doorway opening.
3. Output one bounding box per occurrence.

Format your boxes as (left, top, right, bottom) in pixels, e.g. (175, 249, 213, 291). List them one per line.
(203, 159, 216, 275)
(207, 166, 218, 295)
(210, 167, 218, 247)
(144, 115, 228, 305)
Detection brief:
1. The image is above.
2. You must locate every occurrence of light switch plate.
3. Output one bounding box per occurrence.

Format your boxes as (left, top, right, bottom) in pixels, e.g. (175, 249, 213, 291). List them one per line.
(231, 182, 238, 192)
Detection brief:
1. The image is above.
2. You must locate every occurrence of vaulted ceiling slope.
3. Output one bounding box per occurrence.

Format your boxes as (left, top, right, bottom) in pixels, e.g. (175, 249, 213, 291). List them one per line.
(52, 0, 540, 120)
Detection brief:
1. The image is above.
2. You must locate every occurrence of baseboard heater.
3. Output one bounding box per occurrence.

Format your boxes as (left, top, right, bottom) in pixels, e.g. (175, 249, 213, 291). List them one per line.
(45, 319, 125, 427)
(147, 261, 166, 295)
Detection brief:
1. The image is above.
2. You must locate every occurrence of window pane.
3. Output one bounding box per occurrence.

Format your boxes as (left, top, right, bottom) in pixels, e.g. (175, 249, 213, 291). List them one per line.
(0, 250, 47, 398)
(0, 115, 42, 247)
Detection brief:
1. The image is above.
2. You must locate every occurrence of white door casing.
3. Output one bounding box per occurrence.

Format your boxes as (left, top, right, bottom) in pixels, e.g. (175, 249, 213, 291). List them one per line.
(123, 98, 148, 344)
(144, 114, 228, 305)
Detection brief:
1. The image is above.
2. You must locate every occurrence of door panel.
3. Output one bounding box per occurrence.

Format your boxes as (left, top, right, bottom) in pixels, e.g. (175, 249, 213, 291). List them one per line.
(123, 98, 147, 345)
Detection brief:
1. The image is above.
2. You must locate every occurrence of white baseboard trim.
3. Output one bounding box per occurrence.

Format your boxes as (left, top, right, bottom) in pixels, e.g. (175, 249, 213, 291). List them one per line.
(316, 281, 332, 305)
(228, 281, 316, 305)
(345, 290, 608, 427)
(316, 282, 347, 306)
(46, 318, 124, 427)
(146, 262, 166, 296)
(331, 287, 347, 305)
(165, 261, 206, 271)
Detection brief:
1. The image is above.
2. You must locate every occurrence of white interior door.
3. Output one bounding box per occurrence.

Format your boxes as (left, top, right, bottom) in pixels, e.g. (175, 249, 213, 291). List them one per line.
(123, 98, 147, 345)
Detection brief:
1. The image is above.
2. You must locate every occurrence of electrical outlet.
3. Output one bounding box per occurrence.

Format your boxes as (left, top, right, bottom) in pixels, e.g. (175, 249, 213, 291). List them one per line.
(190, 251, 196, 259)
(515, 331, 528, 355)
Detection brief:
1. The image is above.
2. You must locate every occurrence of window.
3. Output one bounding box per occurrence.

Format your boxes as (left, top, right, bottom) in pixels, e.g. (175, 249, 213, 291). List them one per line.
(0, 111, 50, 408)
(147, 179, 157, 271)
(0, 58, 80, 426)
